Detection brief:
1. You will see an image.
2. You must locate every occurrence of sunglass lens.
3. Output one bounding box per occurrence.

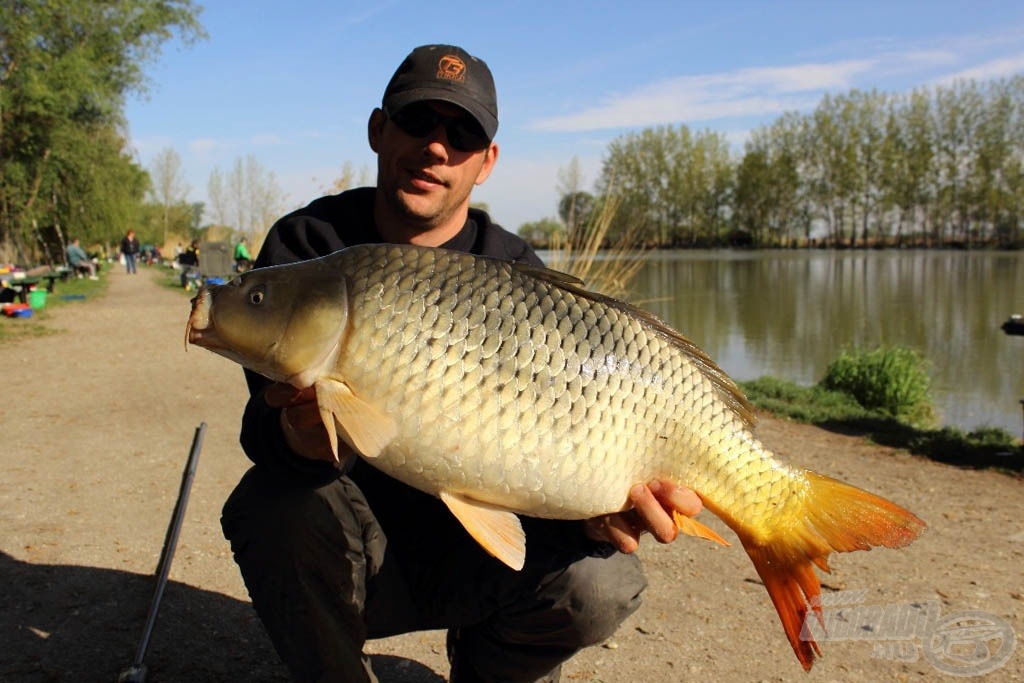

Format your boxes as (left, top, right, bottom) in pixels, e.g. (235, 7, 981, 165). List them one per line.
(390, 104, 489, 152)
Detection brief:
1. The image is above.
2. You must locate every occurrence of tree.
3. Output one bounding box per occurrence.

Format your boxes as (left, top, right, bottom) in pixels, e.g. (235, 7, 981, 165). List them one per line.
(558, 191, 596, 238)
(207, 167, 229, 226)
(207, 155, 288, 241)
(597, 125, 734, 246)
(149, 147, 189, 244)
(0, 0, 205, 259)
(518, 217, 564, 249)
(556, 157, 587, 232)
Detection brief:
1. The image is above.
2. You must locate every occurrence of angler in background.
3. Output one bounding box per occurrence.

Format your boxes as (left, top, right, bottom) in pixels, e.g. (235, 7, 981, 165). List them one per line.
(220, 44, 702, 683)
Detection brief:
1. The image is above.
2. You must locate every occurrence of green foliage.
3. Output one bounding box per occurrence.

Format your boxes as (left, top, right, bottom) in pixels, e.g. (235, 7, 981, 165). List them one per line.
(518, 218, 565, 249)
(819, 346, 934, 425)
(0, 0, 206, 259)
(596, 125, 734, 247)
(570, 76, 1024, 249)
(558, 191, 597, 233)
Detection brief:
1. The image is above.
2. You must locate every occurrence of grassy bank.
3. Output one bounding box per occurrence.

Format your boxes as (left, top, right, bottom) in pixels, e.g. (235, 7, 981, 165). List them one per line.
(740, 376, 1022, 473)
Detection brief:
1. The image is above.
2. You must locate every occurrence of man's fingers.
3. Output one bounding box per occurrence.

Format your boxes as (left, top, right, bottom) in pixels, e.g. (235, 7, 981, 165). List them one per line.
(649, 480, 703, 518)
(591, 514, 641, 554)
(265, 383, 315, 408)
(629, 484, 678, 544)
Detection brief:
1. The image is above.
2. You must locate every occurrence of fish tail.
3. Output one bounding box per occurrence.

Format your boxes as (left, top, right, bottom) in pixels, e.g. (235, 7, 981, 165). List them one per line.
(734, 471, 925, 671)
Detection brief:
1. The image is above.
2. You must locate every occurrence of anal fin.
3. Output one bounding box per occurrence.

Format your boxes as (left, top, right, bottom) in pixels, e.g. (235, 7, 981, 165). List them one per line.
(673, 510, 731, 547)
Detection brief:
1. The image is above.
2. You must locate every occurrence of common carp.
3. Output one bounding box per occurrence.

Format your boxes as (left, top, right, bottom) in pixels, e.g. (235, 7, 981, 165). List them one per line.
(186, 243, 924, 670)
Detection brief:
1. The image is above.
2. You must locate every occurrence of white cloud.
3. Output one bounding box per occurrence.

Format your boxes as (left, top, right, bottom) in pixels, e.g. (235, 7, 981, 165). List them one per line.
(531, 59, 876, 132)
(931, 53, 1024, 85)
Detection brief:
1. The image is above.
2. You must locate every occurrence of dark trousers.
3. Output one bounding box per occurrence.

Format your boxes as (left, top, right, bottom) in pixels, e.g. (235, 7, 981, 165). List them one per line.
(221, 465, 647, 683)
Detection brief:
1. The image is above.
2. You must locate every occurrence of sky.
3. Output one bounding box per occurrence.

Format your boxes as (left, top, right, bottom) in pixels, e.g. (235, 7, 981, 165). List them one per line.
(124, 1, 1024, 233)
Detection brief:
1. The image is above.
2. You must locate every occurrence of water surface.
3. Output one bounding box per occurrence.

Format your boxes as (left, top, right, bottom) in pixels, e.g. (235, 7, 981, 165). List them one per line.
(557, 249, 1024, 436)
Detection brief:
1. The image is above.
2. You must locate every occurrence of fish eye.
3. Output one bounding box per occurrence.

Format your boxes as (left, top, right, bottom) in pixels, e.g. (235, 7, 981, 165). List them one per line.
(249, 285, 266, 305)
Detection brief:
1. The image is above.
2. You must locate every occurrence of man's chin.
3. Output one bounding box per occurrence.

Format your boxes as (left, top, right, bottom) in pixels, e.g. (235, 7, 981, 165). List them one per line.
(393, 190, 444, 223)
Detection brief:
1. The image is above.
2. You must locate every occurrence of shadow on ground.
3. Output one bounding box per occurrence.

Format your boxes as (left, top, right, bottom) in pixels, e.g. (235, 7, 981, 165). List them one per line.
(816, 416, 1024, 473)
(0, 551, 444, 682)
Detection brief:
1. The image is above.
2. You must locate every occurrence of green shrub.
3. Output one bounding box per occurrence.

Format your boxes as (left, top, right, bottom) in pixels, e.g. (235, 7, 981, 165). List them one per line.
(819, 346, 934, 426)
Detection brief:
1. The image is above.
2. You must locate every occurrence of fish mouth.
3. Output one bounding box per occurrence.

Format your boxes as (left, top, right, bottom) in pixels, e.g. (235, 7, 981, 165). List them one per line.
(185, 289, 218, 351)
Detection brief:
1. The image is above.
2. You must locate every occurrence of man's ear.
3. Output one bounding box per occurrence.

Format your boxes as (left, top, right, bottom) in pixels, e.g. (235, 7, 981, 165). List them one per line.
(474, 142, 499, 186)
(368, 108, 386, 152)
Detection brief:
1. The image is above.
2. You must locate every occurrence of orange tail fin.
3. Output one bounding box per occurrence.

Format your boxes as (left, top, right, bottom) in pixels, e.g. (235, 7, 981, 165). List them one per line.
(733, 471, 925, 671)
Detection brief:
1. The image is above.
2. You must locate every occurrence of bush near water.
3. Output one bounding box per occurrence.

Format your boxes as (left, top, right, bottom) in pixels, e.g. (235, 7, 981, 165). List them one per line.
(740, 345, 1021, 472)
(820, 346, 934, 426)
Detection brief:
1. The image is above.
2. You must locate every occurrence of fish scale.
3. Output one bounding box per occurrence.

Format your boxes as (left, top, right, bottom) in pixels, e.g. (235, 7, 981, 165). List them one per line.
(187, 242, 924, 671)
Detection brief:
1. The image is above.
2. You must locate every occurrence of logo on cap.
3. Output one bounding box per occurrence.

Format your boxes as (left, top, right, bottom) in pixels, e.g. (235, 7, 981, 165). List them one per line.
(436, 55, 466, 83)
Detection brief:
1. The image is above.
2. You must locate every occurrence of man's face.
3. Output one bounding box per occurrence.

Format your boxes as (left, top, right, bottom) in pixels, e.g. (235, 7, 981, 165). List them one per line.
(369, 100, 498, 238)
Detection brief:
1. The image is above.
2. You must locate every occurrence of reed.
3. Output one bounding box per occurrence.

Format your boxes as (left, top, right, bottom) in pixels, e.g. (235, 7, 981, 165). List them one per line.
(545, 194, 648, 301)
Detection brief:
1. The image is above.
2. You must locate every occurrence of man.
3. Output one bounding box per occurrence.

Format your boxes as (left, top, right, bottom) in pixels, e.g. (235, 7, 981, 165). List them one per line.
(222, 44, 702, 683)
(66, 238, 98, 279)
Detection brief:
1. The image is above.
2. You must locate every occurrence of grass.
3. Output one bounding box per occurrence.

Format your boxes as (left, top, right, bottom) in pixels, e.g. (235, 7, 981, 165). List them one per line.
(0, 274, 108, 343)
(820, 346, 934, 426)
(740, 376, 1022, 473)
(546, 194, 649, 301)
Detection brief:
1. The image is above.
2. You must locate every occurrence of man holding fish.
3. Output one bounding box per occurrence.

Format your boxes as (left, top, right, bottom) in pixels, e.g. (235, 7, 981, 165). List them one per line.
(220, 44, 703, 683)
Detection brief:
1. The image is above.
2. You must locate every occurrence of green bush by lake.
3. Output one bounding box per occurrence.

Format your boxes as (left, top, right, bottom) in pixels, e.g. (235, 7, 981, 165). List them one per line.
(740, 372, 1021, 473)
(819, 346, 934, 426)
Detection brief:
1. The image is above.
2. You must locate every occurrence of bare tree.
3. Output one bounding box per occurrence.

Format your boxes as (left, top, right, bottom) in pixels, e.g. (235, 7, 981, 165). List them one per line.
(149, 147, 190, 244)
(207, 155, 288, 242)
(228, 157, 247, 236)
(556, 156, 586, 231)
(323, 161, 373, 194)
(206, 167, 229, 226)
(245, 155, 287, 241)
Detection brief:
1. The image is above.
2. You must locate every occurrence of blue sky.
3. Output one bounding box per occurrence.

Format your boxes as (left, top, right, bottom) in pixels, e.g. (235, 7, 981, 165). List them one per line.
(124, 1, 1024, 233)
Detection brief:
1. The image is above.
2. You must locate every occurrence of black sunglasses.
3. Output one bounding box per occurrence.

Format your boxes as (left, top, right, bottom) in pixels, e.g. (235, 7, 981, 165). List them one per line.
(385, 103, 490, 153)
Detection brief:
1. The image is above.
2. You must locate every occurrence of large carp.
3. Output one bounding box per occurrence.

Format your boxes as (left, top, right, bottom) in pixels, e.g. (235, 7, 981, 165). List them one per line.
(186, 243, 924, 670)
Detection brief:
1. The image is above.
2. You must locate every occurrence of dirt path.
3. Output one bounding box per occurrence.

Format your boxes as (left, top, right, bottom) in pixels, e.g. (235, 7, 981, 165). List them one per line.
(0, 267, 1021, 682)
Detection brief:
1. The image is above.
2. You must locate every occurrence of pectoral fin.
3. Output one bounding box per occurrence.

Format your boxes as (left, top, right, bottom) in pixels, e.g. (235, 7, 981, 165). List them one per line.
(440, 491, 526, 571)
(314, 378, 397, 459)
(673, 510, 731, 547)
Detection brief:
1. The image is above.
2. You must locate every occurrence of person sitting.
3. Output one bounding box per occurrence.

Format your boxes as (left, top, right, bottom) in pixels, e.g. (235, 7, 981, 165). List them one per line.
(66, 238, 98, 280)
(234, 238, 252, 272)
(177, 240, 201, 289)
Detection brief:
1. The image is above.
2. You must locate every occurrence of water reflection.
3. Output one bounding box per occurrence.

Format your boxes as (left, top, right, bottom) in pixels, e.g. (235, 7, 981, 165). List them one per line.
(584, 250, 1024, 435)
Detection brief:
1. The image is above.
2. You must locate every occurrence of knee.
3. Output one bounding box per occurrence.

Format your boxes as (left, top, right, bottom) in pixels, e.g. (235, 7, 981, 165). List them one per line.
(555, 553, 648, 646)
(220, 468, 375, 575)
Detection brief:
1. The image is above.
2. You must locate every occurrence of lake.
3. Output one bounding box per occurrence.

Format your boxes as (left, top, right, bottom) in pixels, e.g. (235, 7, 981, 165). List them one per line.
(544, 249, 1024, 436)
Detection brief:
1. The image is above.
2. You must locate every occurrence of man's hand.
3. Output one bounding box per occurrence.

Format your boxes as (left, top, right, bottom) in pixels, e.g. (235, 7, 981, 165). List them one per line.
(264, 383, 349, 464)
(583, 480, 703, 554)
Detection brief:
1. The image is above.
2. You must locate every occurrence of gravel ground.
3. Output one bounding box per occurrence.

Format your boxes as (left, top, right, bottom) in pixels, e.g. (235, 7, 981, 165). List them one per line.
(0, 266, 1021, 682)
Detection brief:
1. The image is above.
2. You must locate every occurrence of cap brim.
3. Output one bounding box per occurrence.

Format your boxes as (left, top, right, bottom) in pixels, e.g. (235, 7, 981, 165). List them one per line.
(384, 87, 498, 141)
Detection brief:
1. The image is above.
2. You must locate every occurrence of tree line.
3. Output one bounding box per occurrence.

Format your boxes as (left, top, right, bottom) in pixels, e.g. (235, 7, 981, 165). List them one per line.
(522, 76, 1024, 249)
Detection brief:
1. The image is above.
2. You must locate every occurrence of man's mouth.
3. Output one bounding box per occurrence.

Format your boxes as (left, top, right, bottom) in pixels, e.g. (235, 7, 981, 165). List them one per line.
(408, 168, 446, 187)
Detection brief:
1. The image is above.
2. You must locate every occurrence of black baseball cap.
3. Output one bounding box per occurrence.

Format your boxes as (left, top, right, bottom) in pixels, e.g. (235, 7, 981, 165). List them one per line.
(382, 44, 498, 141)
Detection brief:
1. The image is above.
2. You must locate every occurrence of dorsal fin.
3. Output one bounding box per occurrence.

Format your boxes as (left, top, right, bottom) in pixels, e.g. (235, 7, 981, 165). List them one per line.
(509, 261, 585, 287)
(508, 260, 755, 428)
